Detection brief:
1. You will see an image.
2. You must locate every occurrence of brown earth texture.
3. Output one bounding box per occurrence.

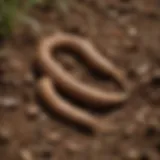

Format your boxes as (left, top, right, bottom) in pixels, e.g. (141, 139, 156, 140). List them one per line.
(0, 0, 160, 160)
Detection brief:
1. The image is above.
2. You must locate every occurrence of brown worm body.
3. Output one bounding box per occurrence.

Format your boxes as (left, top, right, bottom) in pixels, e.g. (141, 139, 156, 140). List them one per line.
(37, 33, 130, 131)
(38, 33, 129, 105)
(37, 77, 103, 132)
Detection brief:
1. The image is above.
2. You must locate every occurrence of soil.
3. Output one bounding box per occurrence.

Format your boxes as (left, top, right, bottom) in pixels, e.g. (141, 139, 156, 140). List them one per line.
(0, 0, 160, 160)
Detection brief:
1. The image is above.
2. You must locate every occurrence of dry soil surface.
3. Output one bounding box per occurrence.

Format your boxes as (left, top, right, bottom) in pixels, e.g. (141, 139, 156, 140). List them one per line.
(0, 0, 160, 160)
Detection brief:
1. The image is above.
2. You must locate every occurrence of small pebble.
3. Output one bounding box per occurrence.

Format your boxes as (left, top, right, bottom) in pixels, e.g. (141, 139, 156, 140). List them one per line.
(0, 96, 21, 110)
(129, 55, 152, 83)
(25, 104, 40, 120)
(46, 131, 62, 144)
(135, 106, 150, 123)
(39, 113, 48, 122)
(127, 26, 138, 37)
(20, 148, 33, 160)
